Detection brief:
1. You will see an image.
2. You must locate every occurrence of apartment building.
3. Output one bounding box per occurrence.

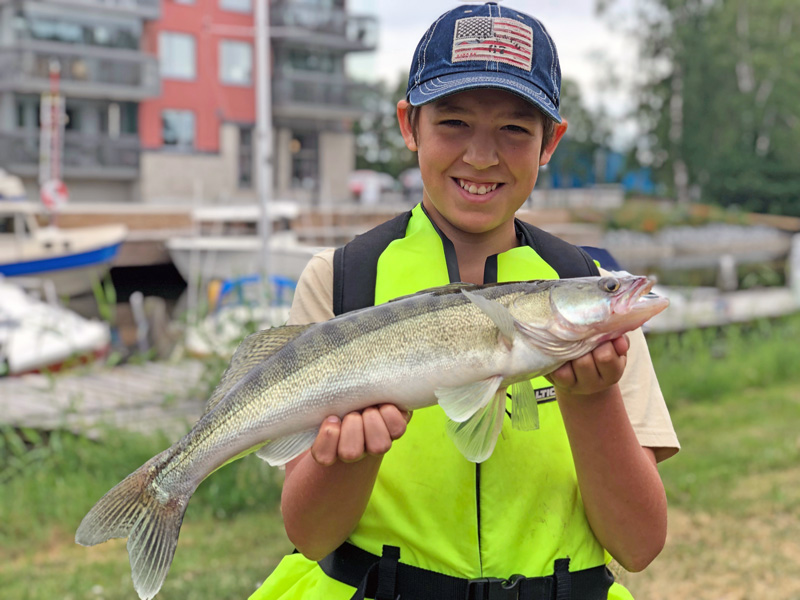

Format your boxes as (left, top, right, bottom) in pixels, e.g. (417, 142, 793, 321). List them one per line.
(0, 0, 160, 202)
(140, 0, 377, 204)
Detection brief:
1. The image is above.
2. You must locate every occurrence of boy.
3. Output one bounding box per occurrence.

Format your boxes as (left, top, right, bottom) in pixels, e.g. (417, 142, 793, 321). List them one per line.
(251, 3, 679, 599)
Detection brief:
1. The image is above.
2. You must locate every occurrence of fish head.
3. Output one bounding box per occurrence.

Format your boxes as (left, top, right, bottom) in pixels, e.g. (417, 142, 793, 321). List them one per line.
(511, 275, 669, 344)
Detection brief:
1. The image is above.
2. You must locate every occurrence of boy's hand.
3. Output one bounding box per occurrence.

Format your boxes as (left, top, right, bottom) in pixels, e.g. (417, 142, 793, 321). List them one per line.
(310, 404, 412, 466)
(546, 335, 630, 397)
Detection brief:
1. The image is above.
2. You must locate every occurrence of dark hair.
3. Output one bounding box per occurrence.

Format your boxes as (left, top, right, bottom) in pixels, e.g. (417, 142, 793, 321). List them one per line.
(405, 103, 557, 155)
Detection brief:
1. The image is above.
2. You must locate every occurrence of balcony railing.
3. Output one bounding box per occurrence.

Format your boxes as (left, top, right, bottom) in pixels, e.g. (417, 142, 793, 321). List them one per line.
(0, 130, 140, 179)
(272, 74, 371, 120)
(34, 0, 161, 20)
(270, 2, 377, 51)
(0, 42, 159, 101)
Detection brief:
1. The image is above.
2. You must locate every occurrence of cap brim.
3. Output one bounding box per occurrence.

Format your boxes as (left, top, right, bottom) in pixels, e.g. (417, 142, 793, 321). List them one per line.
(408, 72, 561, 123)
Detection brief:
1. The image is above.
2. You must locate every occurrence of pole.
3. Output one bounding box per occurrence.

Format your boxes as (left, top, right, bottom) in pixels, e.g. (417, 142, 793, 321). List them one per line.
(255, 0, 274, 303)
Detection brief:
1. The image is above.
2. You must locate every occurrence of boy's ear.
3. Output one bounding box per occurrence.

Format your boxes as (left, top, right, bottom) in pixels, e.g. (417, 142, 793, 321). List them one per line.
(397, 100, 418, 152)
(539, 119, 568, 167)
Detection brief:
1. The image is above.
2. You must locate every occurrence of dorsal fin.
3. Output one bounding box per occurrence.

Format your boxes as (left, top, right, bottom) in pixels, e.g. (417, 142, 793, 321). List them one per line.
(201, 324, 313, 418)
(388, 282, 481, 303)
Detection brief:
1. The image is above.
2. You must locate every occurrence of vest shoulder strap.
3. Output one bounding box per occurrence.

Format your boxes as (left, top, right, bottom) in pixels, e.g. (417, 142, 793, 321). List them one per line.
(515, 219, 601, 278)
(333, 210, 413, 316)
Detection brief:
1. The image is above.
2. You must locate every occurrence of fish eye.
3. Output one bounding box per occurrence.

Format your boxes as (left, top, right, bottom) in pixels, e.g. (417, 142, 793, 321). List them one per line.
(602, 278, 620, 293)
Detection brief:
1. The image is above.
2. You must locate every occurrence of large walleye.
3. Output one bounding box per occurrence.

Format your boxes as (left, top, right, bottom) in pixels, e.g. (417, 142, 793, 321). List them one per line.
(76, 275, 668, 599)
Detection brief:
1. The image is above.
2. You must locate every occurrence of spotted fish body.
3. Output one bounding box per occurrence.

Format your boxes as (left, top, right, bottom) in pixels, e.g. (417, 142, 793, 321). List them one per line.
(76, 275, 668, 600)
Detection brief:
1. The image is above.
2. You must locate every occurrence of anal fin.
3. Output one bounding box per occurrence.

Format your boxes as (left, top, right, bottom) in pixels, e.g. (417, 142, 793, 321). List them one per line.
(255, 428, 318, 467)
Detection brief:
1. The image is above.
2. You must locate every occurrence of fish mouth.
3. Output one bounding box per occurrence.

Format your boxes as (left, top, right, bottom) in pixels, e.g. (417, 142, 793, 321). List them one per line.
(594, 276, 669, 340)
(612, 276, 669, 317)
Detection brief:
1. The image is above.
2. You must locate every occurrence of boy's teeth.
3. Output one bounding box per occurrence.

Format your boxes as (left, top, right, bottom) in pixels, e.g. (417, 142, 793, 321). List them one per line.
(459, 180, 498, 195)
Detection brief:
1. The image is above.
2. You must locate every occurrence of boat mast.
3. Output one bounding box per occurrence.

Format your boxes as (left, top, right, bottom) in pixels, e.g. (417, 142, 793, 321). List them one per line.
(255, 0, 274, 302)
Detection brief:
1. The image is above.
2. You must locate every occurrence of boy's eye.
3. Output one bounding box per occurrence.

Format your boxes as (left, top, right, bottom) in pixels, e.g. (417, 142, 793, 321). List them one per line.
(503, 124, 531, 134)
(440, 119, 466, 127)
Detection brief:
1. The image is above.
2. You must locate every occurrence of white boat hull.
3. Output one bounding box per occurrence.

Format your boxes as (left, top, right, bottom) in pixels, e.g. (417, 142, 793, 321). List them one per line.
(0, 201, 128, 296)
(166, 234, 323, 285)
(0, 278, 111, 375)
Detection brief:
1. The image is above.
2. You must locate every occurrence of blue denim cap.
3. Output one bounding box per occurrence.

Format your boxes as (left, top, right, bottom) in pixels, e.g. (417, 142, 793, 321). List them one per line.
(406, 2, 562, 122)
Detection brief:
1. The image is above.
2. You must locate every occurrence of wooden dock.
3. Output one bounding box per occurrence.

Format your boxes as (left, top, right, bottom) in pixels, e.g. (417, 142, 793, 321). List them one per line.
(0, 360, 209, 437)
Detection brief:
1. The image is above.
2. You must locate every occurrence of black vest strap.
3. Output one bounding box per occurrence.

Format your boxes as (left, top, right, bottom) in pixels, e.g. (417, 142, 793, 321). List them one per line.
(333, 211, 412, 316)
(513, 219, 600, 279)
(318, 542, 615, 600)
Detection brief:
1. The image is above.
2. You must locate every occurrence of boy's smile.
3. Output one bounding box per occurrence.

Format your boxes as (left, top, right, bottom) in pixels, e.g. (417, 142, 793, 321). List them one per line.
(398, 89, 566, 243)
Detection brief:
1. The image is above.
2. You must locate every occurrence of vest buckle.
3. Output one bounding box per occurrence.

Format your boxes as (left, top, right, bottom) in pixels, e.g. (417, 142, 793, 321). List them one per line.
(466, 574, 525, 600)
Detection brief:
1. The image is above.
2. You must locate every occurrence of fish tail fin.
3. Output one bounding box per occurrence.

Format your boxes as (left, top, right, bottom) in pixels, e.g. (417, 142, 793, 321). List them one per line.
(75, 449, 190, 600)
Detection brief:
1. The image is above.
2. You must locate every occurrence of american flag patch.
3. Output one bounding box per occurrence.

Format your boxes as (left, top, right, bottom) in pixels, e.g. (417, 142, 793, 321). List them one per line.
(451, 16, 533, 71)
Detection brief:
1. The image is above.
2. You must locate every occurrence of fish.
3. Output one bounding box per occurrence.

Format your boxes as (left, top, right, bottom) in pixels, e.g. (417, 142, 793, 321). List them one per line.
(75, 275, 668, 600)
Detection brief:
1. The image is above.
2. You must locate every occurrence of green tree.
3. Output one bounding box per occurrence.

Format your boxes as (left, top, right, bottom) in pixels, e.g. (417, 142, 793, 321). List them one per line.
(599, 0, 800, 214)
(544, 78, 614, 187)
(353, 73, 418, 178)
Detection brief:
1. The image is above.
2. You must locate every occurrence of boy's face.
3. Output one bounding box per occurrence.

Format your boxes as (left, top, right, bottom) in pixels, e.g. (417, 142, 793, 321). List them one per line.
(398, 89, 566, 237)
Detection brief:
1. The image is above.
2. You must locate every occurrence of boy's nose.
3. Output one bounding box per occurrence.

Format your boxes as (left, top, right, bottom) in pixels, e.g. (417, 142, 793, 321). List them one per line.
(462, 134, 499, 170)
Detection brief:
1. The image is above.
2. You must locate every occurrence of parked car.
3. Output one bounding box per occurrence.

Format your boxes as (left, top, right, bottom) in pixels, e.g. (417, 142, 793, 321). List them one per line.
(348, 170, 396, 204)
(399, 168, 424, 201)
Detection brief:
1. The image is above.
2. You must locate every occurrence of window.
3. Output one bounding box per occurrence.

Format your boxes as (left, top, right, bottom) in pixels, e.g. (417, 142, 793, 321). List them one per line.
(219, 40, 253, 85)
(162, 110, 195, 149)
(24, 14, 140, 50)
(238, 126, 253, 188)
(286, 48, 336, 74)
(291, 131, 318, 190)
(219, 0, 251, 13)
(159, 32, 196, 79)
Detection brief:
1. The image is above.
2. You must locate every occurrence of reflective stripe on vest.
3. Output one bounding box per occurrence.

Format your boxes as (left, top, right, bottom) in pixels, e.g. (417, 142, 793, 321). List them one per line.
(345, 204, 607, 579)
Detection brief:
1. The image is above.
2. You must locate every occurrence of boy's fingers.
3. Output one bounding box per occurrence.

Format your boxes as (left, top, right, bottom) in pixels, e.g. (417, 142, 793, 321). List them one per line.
(547, 361, 576, 387)
(338, 412, 366, 463)
(593, 341, 627, 383)
(611, 334, 631, 356)
(379, 404, 410, 440)
(310, 416, 341, 466)
(363, 407, 392, 455)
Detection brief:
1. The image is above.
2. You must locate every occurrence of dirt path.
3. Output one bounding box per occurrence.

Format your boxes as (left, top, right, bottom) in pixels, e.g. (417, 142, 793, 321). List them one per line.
(616, 506, 800, 599)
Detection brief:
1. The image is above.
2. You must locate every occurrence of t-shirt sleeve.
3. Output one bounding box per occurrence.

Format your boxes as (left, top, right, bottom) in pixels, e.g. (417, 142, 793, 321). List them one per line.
(618, 327, 680, 462)
(287, 248, 336, 326)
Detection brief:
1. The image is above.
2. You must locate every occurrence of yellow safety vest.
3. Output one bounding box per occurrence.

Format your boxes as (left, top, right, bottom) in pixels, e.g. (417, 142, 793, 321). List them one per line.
(251, 204, 634, 600)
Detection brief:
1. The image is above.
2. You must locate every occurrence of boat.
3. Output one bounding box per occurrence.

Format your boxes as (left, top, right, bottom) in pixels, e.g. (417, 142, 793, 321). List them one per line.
(0, 201, 128, 297)
(165, 203, 324, 286)
(0, 276, 111, 376)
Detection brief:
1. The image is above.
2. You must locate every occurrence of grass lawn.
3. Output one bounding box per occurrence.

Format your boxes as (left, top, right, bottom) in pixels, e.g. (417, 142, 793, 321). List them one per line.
(618, 380, 800, 599)
(0, 512, 292, 600)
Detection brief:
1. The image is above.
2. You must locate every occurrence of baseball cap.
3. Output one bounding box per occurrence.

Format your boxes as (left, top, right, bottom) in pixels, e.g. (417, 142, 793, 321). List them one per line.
(405, 2, 562, 122)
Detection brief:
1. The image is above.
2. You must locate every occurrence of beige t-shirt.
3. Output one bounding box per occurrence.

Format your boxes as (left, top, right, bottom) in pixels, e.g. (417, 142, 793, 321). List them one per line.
(288, 248, 680, 462)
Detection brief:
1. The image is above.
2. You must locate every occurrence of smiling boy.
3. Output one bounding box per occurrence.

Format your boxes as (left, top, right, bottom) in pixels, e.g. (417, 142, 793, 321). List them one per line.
(250, 3, 679, 600)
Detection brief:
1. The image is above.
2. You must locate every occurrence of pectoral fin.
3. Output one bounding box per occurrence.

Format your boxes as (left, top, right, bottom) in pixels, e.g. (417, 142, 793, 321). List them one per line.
(461, 289, 516, 347)
(436, 375, 503, 423)
(446, 389, 507, 463)
(510, 380, 540, 431)
(255, 428, 319, 467)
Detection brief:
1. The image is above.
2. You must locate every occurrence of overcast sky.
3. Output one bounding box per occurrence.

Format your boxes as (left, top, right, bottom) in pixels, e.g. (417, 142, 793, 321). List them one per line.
(347, 0, 640, 142)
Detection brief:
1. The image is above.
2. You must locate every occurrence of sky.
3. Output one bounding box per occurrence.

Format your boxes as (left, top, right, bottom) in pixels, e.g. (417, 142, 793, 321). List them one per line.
(347, 0, 641, 144)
